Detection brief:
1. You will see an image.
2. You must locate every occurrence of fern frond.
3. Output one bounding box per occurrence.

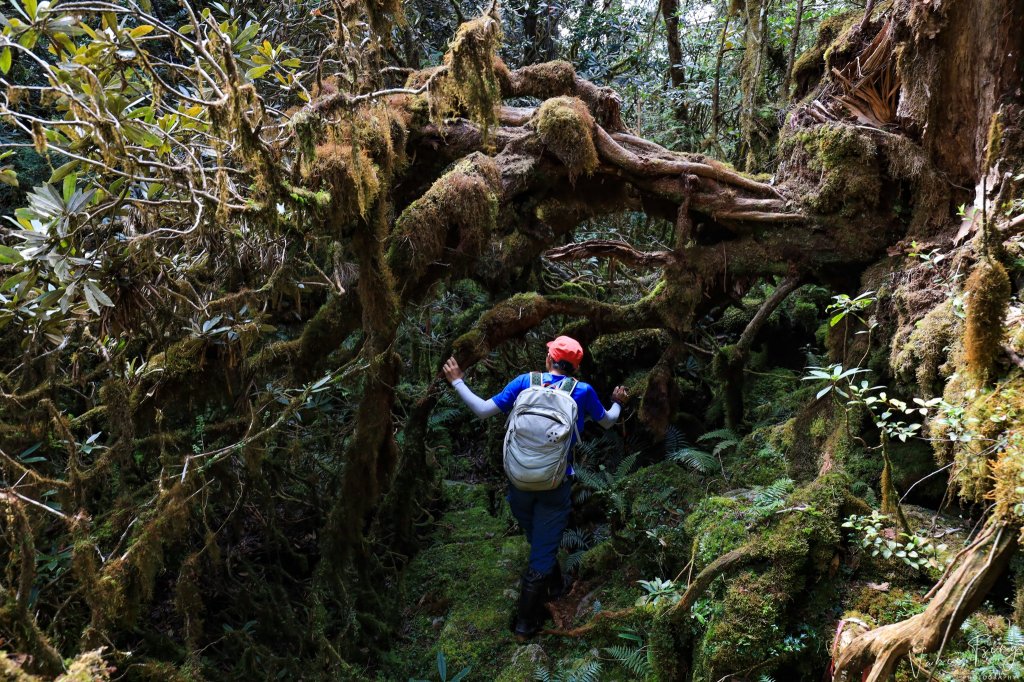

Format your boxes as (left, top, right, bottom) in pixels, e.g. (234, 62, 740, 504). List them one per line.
(574, 466, 606, 491)
(615, 452, 639, 479)
(575, 439, 598, 464)
(574, 660, 602, 682)
(698, 428, 738, 443)
(753, 477, 794, 511)
(664, 425, 687, 455)
(1006, 624, 1024, 647)
(669, 447, 717, 474)
(564, 549, 587, 573)
(604, 644, 652, 677)
(561, 527, 592, 550)
(428, 406, 460, 427)
(712, 438, 740, 456)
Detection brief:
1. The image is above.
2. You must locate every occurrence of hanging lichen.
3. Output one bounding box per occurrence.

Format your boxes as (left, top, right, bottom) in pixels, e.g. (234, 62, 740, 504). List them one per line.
(433, 10, 504, 136)
(963, 259, 1011, 384)
(534, 96, 599, 181)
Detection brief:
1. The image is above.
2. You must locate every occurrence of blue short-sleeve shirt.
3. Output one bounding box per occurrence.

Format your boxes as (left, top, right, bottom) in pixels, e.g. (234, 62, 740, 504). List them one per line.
(491, 373, 607, 473)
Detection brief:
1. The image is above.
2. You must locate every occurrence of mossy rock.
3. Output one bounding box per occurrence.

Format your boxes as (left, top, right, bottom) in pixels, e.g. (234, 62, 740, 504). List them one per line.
(684, 496, 749, 569)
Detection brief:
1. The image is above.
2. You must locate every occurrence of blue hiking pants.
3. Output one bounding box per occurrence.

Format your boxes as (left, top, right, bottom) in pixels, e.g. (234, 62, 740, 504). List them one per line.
(506, 479, 572, 576)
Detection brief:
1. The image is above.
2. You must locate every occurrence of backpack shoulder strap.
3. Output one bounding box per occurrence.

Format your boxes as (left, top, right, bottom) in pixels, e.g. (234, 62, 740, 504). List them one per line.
(558, 377, 578, 395)
(529, 372, 543, 387)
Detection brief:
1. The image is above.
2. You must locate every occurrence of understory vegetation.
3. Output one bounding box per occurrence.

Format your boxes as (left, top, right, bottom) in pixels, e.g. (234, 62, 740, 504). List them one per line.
(1, 0, 1024, 680)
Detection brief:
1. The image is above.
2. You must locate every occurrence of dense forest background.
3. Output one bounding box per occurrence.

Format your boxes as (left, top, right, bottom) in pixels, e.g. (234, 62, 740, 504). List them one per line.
(1, 0, 1024, 679)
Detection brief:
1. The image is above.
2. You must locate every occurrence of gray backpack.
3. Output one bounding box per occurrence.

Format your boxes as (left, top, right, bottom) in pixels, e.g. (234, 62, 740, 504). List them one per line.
(503, 373, 579, 491)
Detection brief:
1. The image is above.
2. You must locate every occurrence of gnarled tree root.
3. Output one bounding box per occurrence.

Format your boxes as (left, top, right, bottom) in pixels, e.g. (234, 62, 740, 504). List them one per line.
(833, 521, 1017, 682)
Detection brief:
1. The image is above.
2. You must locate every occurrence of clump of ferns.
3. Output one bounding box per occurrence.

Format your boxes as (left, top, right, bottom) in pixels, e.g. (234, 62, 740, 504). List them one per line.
(560, 524, 610, 573)
(573, 451, 640, 526)
(942, 617, 1024, 680)
(666, 425, 736, 480)
(602, 628, 654, 679)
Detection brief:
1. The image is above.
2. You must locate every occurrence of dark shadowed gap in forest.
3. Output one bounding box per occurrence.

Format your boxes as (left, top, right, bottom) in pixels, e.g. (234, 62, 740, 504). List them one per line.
(0, 0, 1023, 680)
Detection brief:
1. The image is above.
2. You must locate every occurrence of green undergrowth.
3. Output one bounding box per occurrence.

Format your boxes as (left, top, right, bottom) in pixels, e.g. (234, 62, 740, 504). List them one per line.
(381, 481, 647, 681)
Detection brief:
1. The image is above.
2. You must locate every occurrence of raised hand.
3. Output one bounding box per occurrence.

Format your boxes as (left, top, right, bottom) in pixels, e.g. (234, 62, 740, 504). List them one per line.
(612, 386, 629, 404)
(443, 357, 464, 384)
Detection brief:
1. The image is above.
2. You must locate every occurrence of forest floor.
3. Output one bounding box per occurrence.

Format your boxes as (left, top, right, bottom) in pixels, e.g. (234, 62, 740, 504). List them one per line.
(377, 473, 1018, 681)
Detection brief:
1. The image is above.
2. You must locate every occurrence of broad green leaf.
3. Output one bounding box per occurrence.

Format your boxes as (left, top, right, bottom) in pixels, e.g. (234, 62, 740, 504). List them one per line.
(0, 47, 11, 74)
(18, 29, 39, 49)
(48, 160, 79, 184)
(62, 173, 77, 202)
(129, 25, 156, 38)
(246, 64, 271, 80)
(0, 246, 22, 264)
(84, 280, 114, 308)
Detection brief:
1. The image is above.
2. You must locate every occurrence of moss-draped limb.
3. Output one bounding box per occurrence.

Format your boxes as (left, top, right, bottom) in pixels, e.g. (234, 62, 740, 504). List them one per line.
(534, 97, 599, 181)
(317, 206, 403, 651)
(450, 291, 662, 367)
(833, 522, 1018, 682)
(500, 60, 626, 131)
(963, 258, 1011, 385)
(389, 153, 501, 293)
(0, 496, 64, 677)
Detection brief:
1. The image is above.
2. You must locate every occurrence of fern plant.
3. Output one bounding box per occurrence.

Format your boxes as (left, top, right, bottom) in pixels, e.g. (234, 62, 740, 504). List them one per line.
(667, 428, 736, 479)
(668, 447, 718, 474)
(751, 477, 794, 516)
(561, 527, 593, 573)
(604, 629, 653, 678)
(574, 451, 640, 523)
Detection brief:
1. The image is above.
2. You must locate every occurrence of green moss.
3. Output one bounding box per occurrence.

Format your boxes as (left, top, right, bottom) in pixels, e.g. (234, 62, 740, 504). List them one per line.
(890, 300, 960, 396)
(389, 153, 501, 285)
(494, 644, 547, 681)
(684, 497, 749, 569)
(382, 483, 527, 679)
(952, 376, 1024, 504)
(534, 97, 598, 181)
(443, 479, 491, 512)
(792, 123, 881, 217)
(435, 11, 504, 135)
(963, 259, 1011, 384)
(146, 338, 206, 378)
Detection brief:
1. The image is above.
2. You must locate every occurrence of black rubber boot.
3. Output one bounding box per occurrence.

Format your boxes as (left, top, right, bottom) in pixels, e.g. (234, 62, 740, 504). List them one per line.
(546, 561, 567, 601)
(512, 569, 549, 642)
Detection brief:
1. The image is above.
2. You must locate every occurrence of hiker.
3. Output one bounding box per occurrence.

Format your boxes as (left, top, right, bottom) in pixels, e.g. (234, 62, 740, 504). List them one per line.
(442, 335, 628, 641)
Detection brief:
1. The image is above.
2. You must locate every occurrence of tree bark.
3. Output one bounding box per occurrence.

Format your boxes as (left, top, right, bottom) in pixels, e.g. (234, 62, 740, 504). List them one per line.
(660, 0, 687, 120)
(780, 0, 804, 99)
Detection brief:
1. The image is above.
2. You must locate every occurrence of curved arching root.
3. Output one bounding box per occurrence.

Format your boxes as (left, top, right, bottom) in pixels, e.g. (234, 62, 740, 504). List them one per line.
(832, 522, 1017, 682)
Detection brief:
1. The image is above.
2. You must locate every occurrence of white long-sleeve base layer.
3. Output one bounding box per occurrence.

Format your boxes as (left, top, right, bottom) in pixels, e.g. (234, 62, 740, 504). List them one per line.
(450, 378, 620, 427)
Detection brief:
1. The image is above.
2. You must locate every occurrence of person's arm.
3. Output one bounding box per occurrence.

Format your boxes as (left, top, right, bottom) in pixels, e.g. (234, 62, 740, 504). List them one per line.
(598, 403, 621, 428)
(581, 382, 626, 425)
(443, 357, 501, 419)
